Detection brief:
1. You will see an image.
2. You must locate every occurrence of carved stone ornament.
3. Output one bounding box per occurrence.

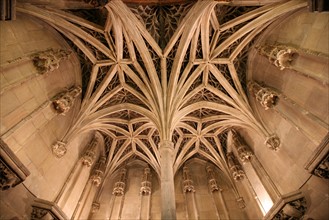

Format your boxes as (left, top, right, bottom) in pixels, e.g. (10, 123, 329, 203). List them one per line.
(32, 48, 71, 74)
(257, 44, 298, 70)
(265, 135, 281, 151)
(91, 202, 100, 213)
(51, 141, 67, 158)
(113, 168, 127, 196)
(31, 207, 49, 220)
(227, 152, 245, 181)
(82, 137, 98, 167)
(232, 131, 253, 163)
(182, 166, 195, 193)
(248, 81, 279, 110)
(140, 167, 152, 195)
(0, 139, 30, 191)
(313, 153, 329, 179)
(52, 86, 82, 115)
(206, 166, 221, 192)
(90, 157, 106, 187)
(236, 197, 246, 209)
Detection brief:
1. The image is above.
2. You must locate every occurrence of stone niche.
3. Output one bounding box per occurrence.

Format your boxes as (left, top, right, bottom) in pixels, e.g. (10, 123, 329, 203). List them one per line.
(0, 139, 30, 191)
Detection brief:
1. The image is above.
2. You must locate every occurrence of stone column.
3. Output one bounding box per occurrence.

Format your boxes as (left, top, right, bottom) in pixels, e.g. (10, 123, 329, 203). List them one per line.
(56, 137, 98, 211)
(159, 140, 176, 220)
(73, 156, 106, 220)
(182, 166, 198, 220)
(227, 152, 245, 181)
(206, 166, 229, 219)
(139, 167, 152, 220)
(248, 81, 279, 110)
(110, 168, 127, 219)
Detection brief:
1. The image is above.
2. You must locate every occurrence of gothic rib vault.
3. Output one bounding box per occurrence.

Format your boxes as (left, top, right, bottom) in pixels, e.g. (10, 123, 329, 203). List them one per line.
(14, 0, 309, 218)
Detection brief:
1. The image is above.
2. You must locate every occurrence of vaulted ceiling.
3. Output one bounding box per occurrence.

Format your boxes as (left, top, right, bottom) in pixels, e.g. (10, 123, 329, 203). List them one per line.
(17, 0, 306, 183)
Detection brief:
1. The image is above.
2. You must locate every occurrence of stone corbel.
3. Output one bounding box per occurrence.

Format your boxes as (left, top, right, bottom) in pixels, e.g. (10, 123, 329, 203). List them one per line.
(248, 81, 279, 110)
(0, 139, 30, 191)
(51, 141, 67, 158)
(182, 166, 195, 193)
(226, 152, 245, 181)
(256, 44, 298, 70)
(52, 86, 82, 115)
(265, 134, 281, 151)
(32, 48, 71, 74)
(264, 190, 307, 220)
(31, 198, 68, 220)
(113, 168, 127, 196)
(140, 167, 152, 195)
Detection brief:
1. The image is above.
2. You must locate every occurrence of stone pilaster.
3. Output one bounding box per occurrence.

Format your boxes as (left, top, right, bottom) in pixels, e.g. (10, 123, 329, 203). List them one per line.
(159, 140, 176, 220)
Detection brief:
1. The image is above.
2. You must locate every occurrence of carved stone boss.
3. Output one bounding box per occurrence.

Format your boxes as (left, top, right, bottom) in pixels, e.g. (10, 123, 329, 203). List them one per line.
(32, 48, 71, 74)
(140, 167, 152, 195)
(52, 86, 82, 115)
(113, 168, 127, 196)
(226, 152, 245, 181)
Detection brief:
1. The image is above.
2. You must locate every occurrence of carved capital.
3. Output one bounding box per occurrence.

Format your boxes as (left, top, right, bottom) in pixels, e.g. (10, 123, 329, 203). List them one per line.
(248, 81, 279, 110)
(51, 141, 67, 158)
(206, 166, 221, 192)
(236, 197, 246, 209)
(227, 152, 245, 181)
(32, 48, 71, 74)
(265, 135, 281, 151)
(82, 137, 98, 167)
(52, 86, 82, 115)
(90, 169, 103, 187)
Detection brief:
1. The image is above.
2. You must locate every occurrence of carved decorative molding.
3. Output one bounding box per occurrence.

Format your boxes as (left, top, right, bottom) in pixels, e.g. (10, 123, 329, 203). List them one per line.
(51, 141, 67, 158)
(231, 130, 253, 163)
(248, 81, 279, 110)
(265, 191, 307, 220)
(265, 134, 281, 151)
(52, 86, 82, 115)
(182, 166, 195, 193)
(113, 168, 127, 196)
(305, 133, 329, 179)
(31, 198, 68, 220)
(227, 152, 245, 181)
(32, 48, 71, 74)
(140, 167, 152, 195)
(257, 44, 298, 70)
(0, 139, 30, 191)
(206, 166, 221, 192)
